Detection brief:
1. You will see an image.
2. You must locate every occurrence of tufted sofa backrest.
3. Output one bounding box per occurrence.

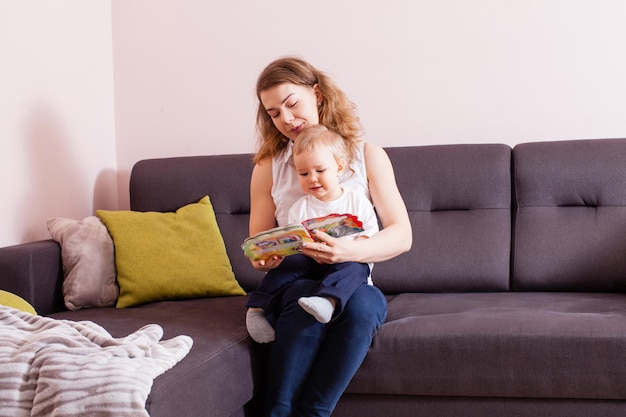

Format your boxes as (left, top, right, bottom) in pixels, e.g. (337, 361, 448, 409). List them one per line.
(131, 139, 626, 295)
(512, 138, 626, 291)
(129, 144, 515, 295)
(374, 144, 512, 293)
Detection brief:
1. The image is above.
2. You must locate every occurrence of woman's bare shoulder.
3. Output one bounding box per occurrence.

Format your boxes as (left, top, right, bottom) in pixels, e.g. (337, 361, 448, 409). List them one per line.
(363, 141, 393, 170)
(251, 157, 273, 189)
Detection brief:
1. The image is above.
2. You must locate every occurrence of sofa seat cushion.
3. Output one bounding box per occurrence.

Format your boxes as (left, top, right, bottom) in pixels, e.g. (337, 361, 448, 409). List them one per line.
(50, 296, 254, 417)
(347, 292, 626, 400)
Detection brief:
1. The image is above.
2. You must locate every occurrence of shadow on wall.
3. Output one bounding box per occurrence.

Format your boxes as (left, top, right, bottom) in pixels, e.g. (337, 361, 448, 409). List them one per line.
(93, 169, 119, 213)
(20, 103, 87, 243)
(116, 170, 131, 211)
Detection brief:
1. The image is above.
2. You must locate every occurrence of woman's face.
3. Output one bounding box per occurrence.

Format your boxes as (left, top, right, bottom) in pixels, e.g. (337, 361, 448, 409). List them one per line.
(259, 83, 320, 142)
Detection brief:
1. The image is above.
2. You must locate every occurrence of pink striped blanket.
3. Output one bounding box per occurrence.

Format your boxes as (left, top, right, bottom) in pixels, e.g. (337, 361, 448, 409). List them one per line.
(0, 306, 192, 417)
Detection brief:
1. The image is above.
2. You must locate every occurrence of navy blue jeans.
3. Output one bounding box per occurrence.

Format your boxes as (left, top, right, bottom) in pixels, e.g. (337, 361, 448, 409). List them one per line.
(263, 279, 387, 417)
(246, 254, 370, 319)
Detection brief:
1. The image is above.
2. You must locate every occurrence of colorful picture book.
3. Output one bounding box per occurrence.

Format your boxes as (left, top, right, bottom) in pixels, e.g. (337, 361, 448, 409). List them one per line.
(241, 213, 364, 261)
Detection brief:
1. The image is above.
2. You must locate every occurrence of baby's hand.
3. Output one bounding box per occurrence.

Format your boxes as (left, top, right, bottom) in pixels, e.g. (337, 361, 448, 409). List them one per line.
(252, 255, 284, 272)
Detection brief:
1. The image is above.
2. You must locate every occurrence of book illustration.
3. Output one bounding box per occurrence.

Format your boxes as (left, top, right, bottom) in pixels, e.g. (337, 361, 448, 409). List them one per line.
(242, 213, 363, 261)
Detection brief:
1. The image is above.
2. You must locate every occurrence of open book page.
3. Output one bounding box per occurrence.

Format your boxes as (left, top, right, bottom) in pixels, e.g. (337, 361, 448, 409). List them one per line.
(242, 213, 363, 261)
(301, 213, 363, 238)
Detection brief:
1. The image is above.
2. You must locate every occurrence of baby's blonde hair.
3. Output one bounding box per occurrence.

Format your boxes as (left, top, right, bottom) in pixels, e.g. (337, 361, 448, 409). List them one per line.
(293, 125, 351, 170)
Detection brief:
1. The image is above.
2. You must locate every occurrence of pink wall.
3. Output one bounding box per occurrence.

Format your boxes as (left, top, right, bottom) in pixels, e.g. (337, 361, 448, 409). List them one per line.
(1, 1, 116, 248)
(111, 0, 626, 208)
(2, 1, 626, 247)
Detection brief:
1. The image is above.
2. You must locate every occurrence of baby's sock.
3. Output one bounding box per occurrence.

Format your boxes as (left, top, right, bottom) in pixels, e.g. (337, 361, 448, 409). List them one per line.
(298, 296, 334, 324)
(245, 308, 275, 343)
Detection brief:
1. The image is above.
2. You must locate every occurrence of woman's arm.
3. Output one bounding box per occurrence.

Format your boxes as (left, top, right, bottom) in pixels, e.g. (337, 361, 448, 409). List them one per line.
(250, 159, 277, 235)
(249, 159, 285, 271)
(363, 142, 413, 259)
(302, 142, 412, 264)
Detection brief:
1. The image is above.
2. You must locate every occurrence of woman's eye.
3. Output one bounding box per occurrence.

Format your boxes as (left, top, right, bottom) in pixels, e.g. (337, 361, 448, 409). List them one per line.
(269, 112, 279, 119)
(287, 101, 298, 108)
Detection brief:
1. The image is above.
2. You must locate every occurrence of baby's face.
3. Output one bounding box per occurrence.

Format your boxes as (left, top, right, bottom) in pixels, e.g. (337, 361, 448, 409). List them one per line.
(294, 147, 343, 202)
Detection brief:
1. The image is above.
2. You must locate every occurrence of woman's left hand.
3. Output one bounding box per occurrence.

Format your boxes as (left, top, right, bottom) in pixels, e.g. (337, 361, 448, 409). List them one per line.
(300, 230, 353, 264)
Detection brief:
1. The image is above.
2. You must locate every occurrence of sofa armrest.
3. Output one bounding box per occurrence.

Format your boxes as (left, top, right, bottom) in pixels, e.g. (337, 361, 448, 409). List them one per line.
(0, 239, 65, 315)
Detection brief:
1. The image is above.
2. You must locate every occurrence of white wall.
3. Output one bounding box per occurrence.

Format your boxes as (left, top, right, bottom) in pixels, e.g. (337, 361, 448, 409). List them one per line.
(111, 0, 626, 208)
(2, 1, 625, 247)
(0, 1, 116, 247)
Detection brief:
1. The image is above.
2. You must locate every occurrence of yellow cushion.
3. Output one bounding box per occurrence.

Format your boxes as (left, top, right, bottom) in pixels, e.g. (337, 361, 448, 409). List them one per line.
(97, 196, 245, 308)
(0, 290, 37, 314)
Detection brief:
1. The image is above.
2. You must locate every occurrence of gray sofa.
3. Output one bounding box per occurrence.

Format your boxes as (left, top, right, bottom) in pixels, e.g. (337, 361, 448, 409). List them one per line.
(2, 138, 626, 417)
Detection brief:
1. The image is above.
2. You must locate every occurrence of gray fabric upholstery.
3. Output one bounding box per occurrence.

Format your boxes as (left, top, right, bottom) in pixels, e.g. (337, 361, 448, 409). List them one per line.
(348, 292, 626, 399)
(513, 138, 626, 291)
(0, 240, 64, 315)
(3, 138, 626, 416)
(335, 395, 626, 417)
(376, 145, 511, 293)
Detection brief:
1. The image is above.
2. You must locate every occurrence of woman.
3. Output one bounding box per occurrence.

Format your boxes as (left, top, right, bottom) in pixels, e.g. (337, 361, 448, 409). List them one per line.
(249, 56, 412, 417)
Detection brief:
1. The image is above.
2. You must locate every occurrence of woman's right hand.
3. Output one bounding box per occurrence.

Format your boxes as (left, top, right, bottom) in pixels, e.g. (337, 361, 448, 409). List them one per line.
(251, 255, 285, 272)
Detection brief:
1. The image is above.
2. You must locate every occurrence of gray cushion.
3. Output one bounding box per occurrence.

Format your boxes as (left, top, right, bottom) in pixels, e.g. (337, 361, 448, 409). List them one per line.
(374, 144, 512, 293)
(513, 139, 626, 291)
(348, 292, 626, 400)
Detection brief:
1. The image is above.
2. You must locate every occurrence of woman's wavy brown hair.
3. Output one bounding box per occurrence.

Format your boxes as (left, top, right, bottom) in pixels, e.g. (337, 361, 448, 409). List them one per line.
(254, 56, 362, 164)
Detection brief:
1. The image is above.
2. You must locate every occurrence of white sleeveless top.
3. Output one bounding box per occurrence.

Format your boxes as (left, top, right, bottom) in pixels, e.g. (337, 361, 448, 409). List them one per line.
(271, 141, 371, 227)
